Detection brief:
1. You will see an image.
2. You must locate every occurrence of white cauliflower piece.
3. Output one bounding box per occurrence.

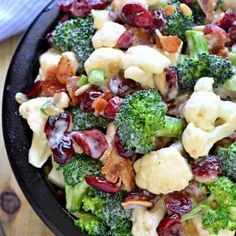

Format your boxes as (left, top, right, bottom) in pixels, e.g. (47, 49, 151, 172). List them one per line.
(134, 144, 193, 194)
(122, 45, 171, 88)
(19, 92, 70, 168)
(192, 217, 235, 236)
(182, 77, 220, 131)
(84, 47, 124, 78)
(182, 77, 236, 158)
(91, 9, 111, 30)
(92, 22, 126, 49)
(38, 49, 78, 81)
(132, 197, 166, 236)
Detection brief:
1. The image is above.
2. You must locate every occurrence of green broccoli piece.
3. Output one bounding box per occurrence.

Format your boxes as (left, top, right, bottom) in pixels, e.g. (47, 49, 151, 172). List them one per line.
(191, 0, 205, 25)
(74, 212, 107, 236)
(176, 30, 233, 91)
(81, 188, 132, 236)
(71, 107, 111, 131)
(182, 177, 236, 234)
(163, 1, 194, 41)
(52, 16, 95, 68)
(63, 154, 102, 213)
(218, 142, 236, 182)
(115, 89, 183, 154)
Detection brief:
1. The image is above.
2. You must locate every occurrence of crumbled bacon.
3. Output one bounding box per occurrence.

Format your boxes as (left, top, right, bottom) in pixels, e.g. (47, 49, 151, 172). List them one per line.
(204, 24, 230, 53)
(66, 76, 80, 106)
(156, 30, 181, 53)
(101, 147, 135, 192)
(132, 28, 153, 46)
(92, 90, 113, 116)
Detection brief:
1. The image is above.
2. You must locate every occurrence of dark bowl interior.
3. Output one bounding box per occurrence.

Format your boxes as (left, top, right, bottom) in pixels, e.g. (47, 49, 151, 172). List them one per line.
(2, 1, 86, 235)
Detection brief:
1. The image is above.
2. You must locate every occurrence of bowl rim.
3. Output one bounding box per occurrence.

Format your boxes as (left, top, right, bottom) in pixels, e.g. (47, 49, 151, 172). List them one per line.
(2, 1, 85, 235)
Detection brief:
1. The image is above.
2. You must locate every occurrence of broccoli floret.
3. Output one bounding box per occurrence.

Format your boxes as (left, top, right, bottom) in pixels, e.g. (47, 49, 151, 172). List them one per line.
(81, 188, 132, 236)
(63, 154, 102, 213)
(71, 107, 111, 131)
(218, 142, 236, 181)
(176, 30, 233, 91)
(163, 1, 194, 41)
(74, 212, 107, 236)
(115, 89, 183, 154)
(182, 177, 236, 234)
(191, 0, 205, 25)
(52, 16, 95, 68)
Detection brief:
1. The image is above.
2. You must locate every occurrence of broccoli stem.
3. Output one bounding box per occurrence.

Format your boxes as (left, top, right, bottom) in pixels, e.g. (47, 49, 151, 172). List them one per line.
(185, 30, 209, 57)
(156, 116, 183, 138)
(65, 181, 89, 213)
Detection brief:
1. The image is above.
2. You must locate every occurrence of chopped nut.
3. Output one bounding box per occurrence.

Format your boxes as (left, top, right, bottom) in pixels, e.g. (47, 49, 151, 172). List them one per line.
(164, 5, 175, 16)
(122, 200, 153, 210)
(74, 83, 92, 96)
(179, 3, 192, 16)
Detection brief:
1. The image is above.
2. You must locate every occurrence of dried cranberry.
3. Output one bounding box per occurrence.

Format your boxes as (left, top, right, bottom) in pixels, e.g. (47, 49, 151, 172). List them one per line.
(157, 214, 185, 236)
(78, 89, 103, 112)
(117, 31, 133, 49)
(0, 191, 21, 214)
(152, 10, 166, 32)
(191, 156, 221, 178)
(109, 76, 142, 98)
(59, 15, 70, 23)
(72, 129, 108, 159)
(86, 0, 110, 9)
(69, 1, 91, 17)
(114, 134, 136, 158)
(51, 132, 75, 164)
(25, 81, 43, 98)
(44, 112, 71, 139)
(217, 12, 236, 31)
(121, 3, 153, 28)
(104, 96, 123, 119)
(58, 0, 72, 13)
(45, 30, 55, 46)
(164, 191, 192, 214)
(229, 25, 236, 43)
(85, 175, 120, 193)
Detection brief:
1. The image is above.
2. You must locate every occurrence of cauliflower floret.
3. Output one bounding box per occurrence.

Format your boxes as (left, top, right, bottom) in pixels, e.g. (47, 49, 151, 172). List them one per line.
(91, 9, 111, 30)
(19, 92, 69, 168)
(182, 78, 220, 131)
(132, 197, 166, 236)
(192, 217, 235, 236)
(134, 144, 193, 194)
(182, 77, 236, 158)
(92, 22, 126, 49)
(84, 47, 124, 78)
(122, 45, 171, 87)
(38, 49, 78, 81)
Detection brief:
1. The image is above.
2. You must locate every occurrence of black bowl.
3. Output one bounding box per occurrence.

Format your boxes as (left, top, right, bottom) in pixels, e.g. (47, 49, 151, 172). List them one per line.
(2, 1, 85, 235)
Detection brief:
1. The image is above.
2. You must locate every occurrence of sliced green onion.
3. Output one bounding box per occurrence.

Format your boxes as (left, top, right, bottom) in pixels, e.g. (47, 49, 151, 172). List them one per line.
(229, 52, 236, 66)
(77, 75, 88, 87)
(88, 69, 105, 86)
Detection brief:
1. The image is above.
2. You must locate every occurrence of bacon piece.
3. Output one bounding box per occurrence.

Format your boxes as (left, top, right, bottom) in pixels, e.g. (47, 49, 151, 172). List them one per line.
(41, 65, 66, 96)
(132, 28, 153, 46)
(57, 55, 77, 85)
(66, 76, 80, 106)
(101, 147, 135, 192)
(197, 0, 217, 22)
(156, 30, 181, 53)
(92, 90, 113, 116)
(204, 24, 230, 53)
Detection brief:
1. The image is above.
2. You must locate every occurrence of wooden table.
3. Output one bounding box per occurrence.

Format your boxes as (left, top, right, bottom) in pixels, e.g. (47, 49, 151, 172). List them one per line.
(0, 35, 53, 236)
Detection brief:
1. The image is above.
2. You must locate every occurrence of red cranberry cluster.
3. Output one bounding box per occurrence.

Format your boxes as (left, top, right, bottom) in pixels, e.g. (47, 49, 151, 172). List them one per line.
(217, 12, 236, 45)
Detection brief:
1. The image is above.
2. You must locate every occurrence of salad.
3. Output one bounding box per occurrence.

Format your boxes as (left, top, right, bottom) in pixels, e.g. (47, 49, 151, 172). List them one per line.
(15, 0, 236, 235)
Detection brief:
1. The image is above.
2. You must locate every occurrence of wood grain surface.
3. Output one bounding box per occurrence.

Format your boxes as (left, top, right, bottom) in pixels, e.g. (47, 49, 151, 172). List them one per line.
(0, 35, 54, 236)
